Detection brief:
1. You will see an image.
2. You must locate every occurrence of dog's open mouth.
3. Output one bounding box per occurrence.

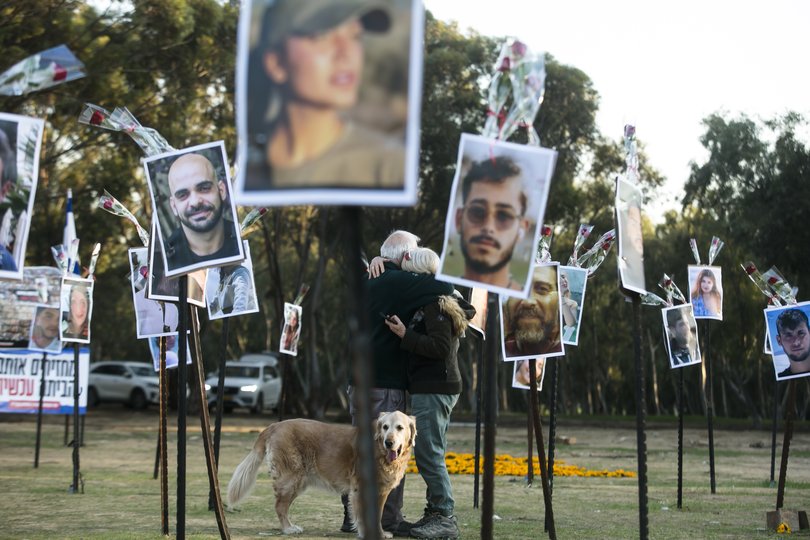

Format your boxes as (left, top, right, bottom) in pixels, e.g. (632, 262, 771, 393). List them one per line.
(386, 445, 402, 462)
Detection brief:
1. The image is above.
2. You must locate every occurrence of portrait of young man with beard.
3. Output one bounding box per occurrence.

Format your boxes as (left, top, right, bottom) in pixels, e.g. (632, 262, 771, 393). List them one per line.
(500, 262, 565, 360)
(766, 305, 810, 381)
(437, 134, 557, 298)
(145, 142, 244, 277)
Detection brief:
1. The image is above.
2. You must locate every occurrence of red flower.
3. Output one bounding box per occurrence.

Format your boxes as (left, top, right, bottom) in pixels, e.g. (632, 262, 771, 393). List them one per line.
(511, 40, 527, 57)
(541, 226, 552, 236)
(102, 199, 113, 210)
(767, 276, 778, 285)
(744, 264, 757, 275)
(53, 64, 67, 82)
(498, 57, 511, 72)
(259, 207, 267, 215)
(90, 110, 105, 126)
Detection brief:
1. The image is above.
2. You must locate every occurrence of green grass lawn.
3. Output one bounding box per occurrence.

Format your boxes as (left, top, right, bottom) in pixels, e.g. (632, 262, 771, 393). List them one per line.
(0, 408, 808, 539)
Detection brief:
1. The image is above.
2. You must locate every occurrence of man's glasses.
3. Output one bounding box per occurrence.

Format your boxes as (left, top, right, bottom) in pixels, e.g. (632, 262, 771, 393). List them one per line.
(463, 204, 520, 230)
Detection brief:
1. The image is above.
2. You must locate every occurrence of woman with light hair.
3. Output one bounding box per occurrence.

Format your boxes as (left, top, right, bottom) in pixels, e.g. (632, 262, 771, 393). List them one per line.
(690, 268, 721, 317)
(384, 246, 474, 539)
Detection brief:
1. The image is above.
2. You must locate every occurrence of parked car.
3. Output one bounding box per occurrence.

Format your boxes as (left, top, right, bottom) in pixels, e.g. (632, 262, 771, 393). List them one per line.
(205, 353, 281, 414)
(87, 361, 160, 409)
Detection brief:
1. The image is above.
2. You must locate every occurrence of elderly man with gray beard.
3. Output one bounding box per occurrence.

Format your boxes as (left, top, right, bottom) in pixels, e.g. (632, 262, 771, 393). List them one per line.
(502, 264, 562, 357)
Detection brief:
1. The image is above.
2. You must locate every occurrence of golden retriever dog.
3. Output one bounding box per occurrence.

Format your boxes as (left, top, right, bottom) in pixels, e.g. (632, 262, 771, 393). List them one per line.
(227, 410, 416, 538)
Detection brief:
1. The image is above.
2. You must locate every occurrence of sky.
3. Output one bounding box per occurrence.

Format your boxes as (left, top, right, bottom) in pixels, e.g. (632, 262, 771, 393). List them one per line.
(423, 0, 810, 220)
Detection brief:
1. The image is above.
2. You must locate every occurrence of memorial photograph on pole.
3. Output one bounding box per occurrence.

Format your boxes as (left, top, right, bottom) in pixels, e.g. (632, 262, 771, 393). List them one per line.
(205, 241, 259, 320)
(0, 113, 44, 280)
(511, 358, 546, 390)
(59, 276, 94, 344)
(499, 262, 565, 360)
(144, 141, 244, 277)
(437, 133, 557, 298)
(234, 0, 424, 207)
(764, 301, 810, 381)
(129, 247, 179, 338)
(558, 265, 587, 345)
(615, 176, 646, 295)
(662, 304, 701, 369)
(688, 265, 723, 320)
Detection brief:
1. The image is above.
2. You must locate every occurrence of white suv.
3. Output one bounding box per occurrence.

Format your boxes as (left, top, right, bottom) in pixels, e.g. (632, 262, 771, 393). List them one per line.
(205, 354, 281, 414)
(87, 361, 160, 409)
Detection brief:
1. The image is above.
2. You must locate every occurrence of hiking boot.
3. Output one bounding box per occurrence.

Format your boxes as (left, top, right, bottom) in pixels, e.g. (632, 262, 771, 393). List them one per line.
(409, 513, 459, 539)
(384, 520, 415, 537)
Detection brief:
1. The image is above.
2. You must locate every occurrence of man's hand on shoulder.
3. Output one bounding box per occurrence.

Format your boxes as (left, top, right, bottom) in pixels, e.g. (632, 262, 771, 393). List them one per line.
(368, 256, 392, 279)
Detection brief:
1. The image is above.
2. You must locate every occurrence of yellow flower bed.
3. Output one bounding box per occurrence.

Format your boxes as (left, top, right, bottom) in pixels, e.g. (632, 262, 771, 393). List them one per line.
(406, 452, 636, 478)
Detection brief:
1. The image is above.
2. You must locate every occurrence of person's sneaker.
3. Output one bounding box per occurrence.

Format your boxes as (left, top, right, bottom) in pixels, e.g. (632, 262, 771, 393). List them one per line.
(409, 513, 459, 539)
(383, 520, 415, 537)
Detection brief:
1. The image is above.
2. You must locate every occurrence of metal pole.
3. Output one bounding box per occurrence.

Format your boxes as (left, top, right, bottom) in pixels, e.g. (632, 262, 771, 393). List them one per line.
(189, 307, 230, 539)
(177, 278, 188, 538)
(530, 361, 556, 539)
(526, 396, 534, 485)
(71, 344, 81, 493)
(210, 317, 229, 511)
(704, 322, 716, 494)
(770, 377, 779, 487)
(34, 353, 48, 468)
(159, 336, 169, 536)
(775, 380, 797, 510)
(631, 295, 649, 539)
(473, 335, 483, 509)
(547, 357, 559, 491)
(481, 292, 500, 540)
(677, 367, 684, 509)
(341, 207, 379, 538)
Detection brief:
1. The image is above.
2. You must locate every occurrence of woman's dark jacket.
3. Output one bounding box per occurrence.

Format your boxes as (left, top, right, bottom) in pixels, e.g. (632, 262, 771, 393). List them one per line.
(400, 294, 475, 395)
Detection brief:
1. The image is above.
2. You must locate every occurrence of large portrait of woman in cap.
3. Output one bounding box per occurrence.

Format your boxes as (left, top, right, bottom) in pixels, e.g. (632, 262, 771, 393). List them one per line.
(235, 0, 422, 207)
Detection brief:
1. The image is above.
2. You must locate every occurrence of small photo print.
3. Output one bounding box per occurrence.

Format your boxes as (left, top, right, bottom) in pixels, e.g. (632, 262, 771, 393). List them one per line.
(688, 265, 723, 320)
(662, 304, 701, 369)
(129, 247, 179, 339)
(144, 141, 244, 277)
(764, 301, 810, 381)
(511, 359, 546, 391)
(0, 113, 45, 280)
(500, 262, 565, 361)
(279, 302, 302, 356)
(148, 334, 192, 371)
(436, 133, 557, 299)
(147, 220, 207, 308)
(59, 276, 94, 344)
(205, 240, 260, 320)
(559, 265, 588, 346)
(616, 177, 646, 295)
(28, 304, 62, 353)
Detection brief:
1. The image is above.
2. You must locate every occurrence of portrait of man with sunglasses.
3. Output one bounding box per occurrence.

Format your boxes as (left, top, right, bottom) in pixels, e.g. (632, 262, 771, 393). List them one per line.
(452, 155, 530, 290)
(438, 134, 557, 297)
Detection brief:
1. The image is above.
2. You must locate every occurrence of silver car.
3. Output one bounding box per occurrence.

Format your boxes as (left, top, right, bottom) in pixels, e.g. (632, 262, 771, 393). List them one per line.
(205, 355, 281, 414)
(87, 361, 160, 409)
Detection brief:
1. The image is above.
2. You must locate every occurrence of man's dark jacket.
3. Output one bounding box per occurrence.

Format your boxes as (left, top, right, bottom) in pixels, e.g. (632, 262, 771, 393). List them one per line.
(360, 262, 453, 389)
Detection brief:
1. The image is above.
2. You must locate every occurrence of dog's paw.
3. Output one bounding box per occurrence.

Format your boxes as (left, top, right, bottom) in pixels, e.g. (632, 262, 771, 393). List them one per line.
(383, 532, 393, 539)
(282, 524, 303, 535)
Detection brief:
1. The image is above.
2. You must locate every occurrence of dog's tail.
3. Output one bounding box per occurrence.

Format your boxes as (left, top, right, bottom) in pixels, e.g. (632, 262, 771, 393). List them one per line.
(227, 436, 268, 509)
